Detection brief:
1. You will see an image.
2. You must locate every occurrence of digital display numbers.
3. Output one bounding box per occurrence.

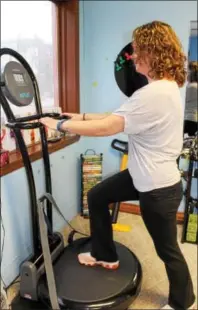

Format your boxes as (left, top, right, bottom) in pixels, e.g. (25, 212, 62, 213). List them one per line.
(13, 73, 26, 86)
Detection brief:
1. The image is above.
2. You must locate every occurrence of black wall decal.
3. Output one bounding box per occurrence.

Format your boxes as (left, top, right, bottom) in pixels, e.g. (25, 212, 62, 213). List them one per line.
(114, 43, 148, 97)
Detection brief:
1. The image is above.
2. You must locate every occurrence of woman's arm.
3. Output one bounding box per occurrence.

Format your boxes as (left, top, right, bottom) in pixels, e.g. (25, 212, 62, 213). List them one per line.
(63, 112, 110, 121)
(40, 114, 124, 137)
(83, 112, 111, 120)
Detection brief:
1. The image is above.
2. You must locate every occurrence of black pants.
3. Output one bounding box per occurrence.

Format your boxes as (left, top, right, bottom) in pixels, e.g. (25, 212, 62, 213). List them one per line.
(87, 169, 195, 309)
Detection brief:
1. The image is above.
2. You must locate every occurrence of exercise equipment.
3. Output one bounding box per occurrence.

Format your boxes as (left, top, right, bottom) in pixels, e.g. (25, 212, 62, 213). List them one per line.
(110, 139, 132, 233)
(179, 134, 198, 244)
(0, 48, 142, 310)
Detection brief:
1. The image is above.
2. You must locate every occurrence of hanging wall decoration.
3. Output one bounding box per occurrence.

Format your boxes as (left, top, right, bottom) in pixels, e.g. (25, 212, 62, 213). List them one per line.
(114, 42, 148, 97)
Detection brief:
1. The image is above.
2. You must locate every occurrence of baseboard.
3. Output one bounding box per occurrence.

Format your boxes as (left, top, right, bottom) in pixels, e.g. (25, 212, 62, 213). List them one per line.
(119, 203, 184, 224)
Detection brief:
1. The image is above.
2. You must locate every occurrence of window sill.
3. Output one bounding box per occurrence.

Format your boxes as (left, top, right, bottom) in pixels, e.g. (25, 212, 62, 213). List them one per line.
(0, 135, 80, 177)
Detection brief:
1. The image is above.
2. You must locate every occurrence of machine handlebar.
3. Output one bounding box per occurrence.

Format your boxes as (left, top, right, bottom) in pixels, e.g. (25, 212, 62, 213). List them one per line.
(6, 121, 43, 130)
(111, 139, 128, 154)
(5, 113, 70, 130)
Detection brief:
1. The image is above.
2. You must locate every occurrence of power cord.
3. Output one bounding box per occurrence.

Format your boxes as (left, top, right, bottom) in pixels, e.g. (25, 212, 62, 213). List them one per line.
(60, 215, 89, 239)
(1, 201, 21, 291)
(42, 195, 89, 240)
(0, 200, 7, 290)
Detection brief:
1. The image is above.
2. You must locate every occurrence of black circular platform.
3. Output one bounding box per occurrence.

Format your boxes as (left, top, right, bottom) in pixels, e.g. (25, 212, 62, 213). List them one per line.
(39, 238, 142, 310)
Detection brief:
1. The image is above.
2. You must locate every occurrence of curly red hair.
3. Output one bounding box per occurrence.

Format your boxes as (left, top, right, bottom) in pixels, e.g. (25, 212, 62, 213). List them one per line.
(132, 21, 187, 87)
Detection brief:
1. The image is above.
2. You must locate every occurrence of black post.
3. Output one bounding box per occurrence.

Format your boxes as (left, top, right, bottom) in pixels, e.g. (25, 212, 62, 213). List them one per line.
(39, 127, 53, 228)
(0, 90, 40, 254)
(181, 158, 194, 243)
(0, 47, 53, 252)
(111, 139, 128, 223)
(111, 202, 120, 223)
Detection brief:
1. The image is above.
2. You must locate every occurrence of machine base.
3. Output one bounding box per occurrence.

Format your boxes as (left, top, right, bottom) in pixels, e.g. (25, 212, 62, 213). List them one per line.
(11, 238, 142, 310)
(11, 294, 138, 310)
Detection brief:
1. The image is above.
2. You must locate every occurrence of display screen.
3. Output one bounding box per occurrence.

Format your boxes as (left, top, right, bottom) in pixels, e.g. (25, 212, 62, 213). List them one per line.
(13, 73, 26, 86)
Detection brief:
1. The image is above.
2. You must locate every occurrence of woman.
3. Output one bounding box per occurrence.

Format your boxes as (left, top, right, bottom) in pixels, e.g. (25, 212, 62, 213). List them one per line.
(40, 21, 195, 310)
(184, 61, 198, 136)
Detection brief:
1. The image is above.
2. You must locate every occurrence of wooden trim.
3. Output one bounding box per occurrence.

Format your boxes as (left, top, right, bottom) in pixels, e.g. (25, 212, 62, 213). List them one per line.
(119, 203, 141, 215)
(52, 2, 59, 107)
(54, 0, 79, 113)
(175, 212, 185, 224)
(119, 202, 184, 224)
(0, 135, 80, 177)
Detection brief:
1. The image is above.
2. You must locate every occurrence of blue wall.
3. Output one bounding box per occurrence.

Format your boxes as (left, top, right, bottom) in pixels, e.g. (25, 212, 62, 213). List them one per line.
(1, 1, 197, 287)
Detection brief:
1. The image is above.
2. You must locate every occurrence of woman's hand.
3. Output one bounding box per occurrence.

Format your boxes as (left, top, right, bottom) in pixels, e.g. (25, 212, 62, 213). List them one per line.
(62, 113, 83, 121)
(40, 117, 59, 130)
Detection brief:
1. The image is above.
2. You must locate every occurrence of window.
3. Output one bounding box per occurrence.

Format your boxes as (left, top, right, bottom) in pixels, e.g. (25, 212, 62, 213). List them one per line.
(0, 0, 80, 175)
(189, 21, 198, 62)
(1, 0, 56, 117)
(1, 0, 79, 118)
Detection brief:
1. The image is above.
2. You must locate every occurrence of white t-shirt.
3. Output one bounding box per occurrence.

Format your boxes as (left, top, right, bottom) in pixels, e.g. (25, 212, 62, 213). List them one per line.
(113, 80, 183, 192)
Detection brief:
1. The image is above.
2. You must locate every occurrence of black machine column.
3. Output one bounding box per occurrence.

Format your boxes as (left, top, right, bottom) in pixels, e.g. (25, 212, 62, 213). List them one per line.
(111, 139, 129, 223)
(0, 48, 66, 253)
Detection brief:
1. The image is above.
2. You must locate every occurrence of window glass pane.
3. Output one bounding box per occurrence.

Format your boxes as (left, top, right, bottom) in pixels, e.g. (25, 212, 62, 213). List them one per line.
(1, 0, 55, 118)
